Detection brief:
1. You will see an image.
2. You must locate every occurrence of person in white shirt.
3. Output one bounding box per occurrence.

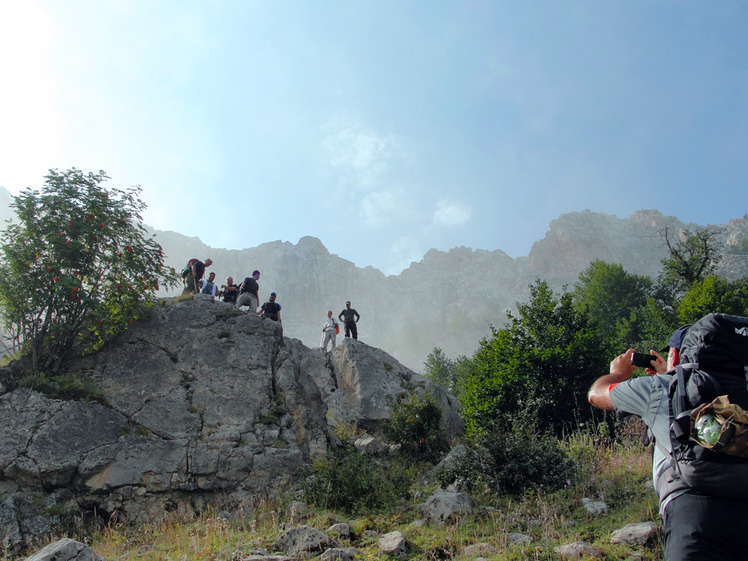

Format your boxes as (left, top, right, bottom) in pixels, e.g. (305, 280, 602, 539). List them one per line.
(320, 310, 338, 351)
(200, 271, 218, 299)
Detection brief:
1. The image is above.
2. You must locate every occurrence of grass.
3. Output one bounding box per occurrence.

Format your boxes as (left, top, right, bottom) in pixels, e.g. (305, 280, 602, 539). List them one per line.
(3, 418, 664, 561)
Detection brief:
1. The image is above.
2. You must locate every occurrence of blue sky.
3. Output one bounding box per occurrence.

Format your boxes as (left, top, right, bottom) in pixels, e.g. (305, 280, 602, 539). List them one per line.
(1, 1, 746, 274)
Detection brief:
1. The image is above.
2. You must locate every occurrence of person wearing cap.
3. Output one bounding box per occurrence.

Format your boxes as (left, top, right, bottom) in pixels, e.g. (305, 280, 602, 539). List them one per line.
(236, 270, 261, 312)
(258, 292, 281, 323)
(588, 325, 748, 560)
(338, 301, 360, 340)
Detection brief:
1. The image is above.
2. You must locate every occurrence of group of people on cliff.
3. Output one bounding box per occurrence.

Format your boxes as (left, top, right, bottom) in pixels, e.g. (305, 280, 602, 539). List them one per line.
(180, 258, 361, 348)
(180, 258, 280, 322)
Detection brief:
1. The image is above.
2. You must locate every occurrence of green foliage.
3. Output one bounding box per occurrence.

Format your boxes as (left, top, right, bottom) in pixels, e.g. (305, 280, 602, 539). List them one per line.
(384, 390, 450, 463)
(461, 280, 608, 438)
(423, 347, 456, 390)
(572, 260, 653, 343)
(301, 447, 414, 513)
(677, 275, 748, 323)
(423, 347, 472, 400)
(434, 425, 575, 496)
(0, 168, 180, 373)
(19, 371, 106, 403)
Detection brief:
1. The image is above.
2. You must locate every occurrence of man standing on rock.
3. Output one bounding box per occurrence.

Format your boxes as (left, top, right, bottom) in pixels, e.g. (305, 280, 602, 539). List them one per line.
(320, 310, 338, 351)
(338, 301, 360, 340)
(236, 270, 260, 312)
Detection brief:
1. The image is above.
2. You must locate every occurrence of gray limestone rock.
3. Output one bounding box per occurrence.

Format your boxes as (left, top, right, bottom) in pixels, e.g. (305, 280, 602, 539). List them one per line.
(24, 538, 106, 561)
(610, 521, 658, 546)
(378, 531, 408, 557)
(275, 525, 339, 557)
(423, 489, 474, 525)
(0, 298, 462, 552)
(553, 540, 604, 559)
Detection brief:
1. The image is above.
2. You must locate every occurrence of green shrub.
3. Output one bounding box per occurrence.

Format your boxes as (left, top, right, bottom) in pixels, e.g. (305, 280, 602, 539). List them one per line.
(435, 426, 575, 496)
(20, 371, 106, 403)
(301, 448, 413, 514)
(384, 390, 450, 464)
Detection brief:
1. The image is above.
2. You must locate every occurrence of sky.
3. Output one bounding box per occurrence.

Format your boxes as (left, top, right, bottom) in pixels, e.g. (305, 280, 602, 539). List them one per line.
(1, 1, 747, 275)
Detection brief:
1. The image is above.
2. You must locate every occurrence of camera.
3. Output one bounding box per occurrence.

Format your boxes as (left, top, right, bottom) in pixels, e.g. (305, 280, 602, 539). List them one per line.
(631, 352, 657, 368)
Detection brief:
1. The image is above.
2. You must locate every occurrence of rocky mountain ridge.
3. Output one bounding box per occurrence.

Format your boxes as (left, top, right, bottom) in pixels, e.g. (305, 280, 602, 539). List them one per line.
(1, 187, 746, 370)
(148, 210, 748, 370)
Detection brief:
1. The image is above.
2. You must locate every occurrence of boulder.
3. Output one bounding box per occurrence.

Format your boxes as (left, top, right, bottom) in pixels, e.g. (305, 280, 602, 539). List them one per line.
(423, 489, 474, 525)
(24, 538, 106, 561)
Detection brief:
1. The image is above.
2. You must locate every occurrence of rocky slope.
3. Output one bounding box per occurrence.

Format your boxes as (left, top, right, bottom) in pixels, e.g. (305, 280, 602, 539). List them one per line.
(0, 297, 461, 552)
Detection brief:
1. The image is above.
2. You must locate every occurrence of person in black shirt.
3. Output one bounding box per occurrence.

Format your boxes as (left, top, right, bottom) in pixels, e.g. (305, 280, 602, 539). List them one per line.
(258, 292, 281, 323)
(338, 301, 360, 339)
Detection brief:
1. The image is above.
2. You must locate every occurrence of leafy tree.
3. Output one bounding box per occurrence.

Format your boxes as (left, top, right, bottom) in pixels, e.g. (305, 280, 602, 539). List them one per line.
(572, 260, 653, 344)
(659, 226, 722, 295)
(384, 390, 450, 464)
(615, 296, 677, 355)
(423, 347, 456, 391)
(677, 275, 748, 323)
(461, 280, 607, 438)
(0, 168, 180, 374)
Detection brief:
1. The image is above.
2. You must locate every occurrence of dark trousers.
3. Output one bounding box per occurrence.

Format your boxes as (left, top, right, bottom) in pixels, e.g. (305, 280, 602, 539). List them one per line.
(344, 321, 357, 339)
(663, 490, 748, 560)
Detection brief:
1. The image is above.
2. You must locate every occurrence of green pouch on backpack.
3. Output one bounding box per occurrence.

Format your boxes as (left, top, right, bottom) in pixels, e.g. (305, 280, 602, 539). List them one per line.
(690, 395, 748, 457)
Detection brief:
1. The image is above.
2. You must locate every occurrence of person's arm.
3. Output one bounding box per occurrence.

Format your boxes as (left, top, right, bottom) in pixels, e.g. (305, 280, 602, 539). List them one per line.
(355, 310, 360, 322)
(338, 311, 344, 321)
(588, 349, 637, 411)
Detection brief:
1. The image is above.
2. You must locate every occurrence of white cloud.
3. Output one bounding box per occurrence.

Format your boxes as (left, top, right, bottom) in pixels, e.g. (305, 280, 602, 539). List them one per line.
(433, 198, 471, 228)
(321, 115, 400, 191)
(360, 188, 405, 228)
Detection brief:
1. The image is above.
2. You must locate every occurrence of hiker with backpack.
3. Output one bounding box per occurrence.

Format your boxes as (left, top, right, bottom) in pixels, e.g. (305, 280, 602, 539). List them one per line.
(181, 257, 213, 295)
(258, 292, 281, 323)
(320, 310, 339, 351)
(236, 270, 261, 312)
(588, 314, 748, 561)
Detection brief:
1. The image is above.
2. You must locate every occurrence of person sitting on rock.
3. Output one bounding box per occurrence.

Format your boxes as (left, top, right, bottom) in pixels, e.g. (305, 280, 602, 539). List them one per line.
(258, 292, 282, 323)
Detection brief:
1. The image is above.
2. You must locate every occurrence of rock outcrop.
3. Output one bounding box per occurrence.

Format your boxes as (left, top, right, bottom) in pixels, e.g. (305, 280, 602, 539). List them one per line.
(0, 297, 461, 552)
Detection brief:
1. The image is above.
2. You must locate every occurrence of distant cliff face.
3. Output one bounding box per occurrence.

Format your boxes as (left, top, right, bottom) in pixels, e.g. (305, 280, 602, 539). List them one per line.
(0, 297, 461, 551)
(150, 211, 748, 370)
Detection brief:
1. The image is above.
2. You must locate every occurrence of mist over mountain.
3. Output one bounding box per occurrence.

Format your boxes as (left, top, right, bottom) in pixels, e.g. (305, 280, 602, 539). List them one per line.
(2, 186, 747, 370)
